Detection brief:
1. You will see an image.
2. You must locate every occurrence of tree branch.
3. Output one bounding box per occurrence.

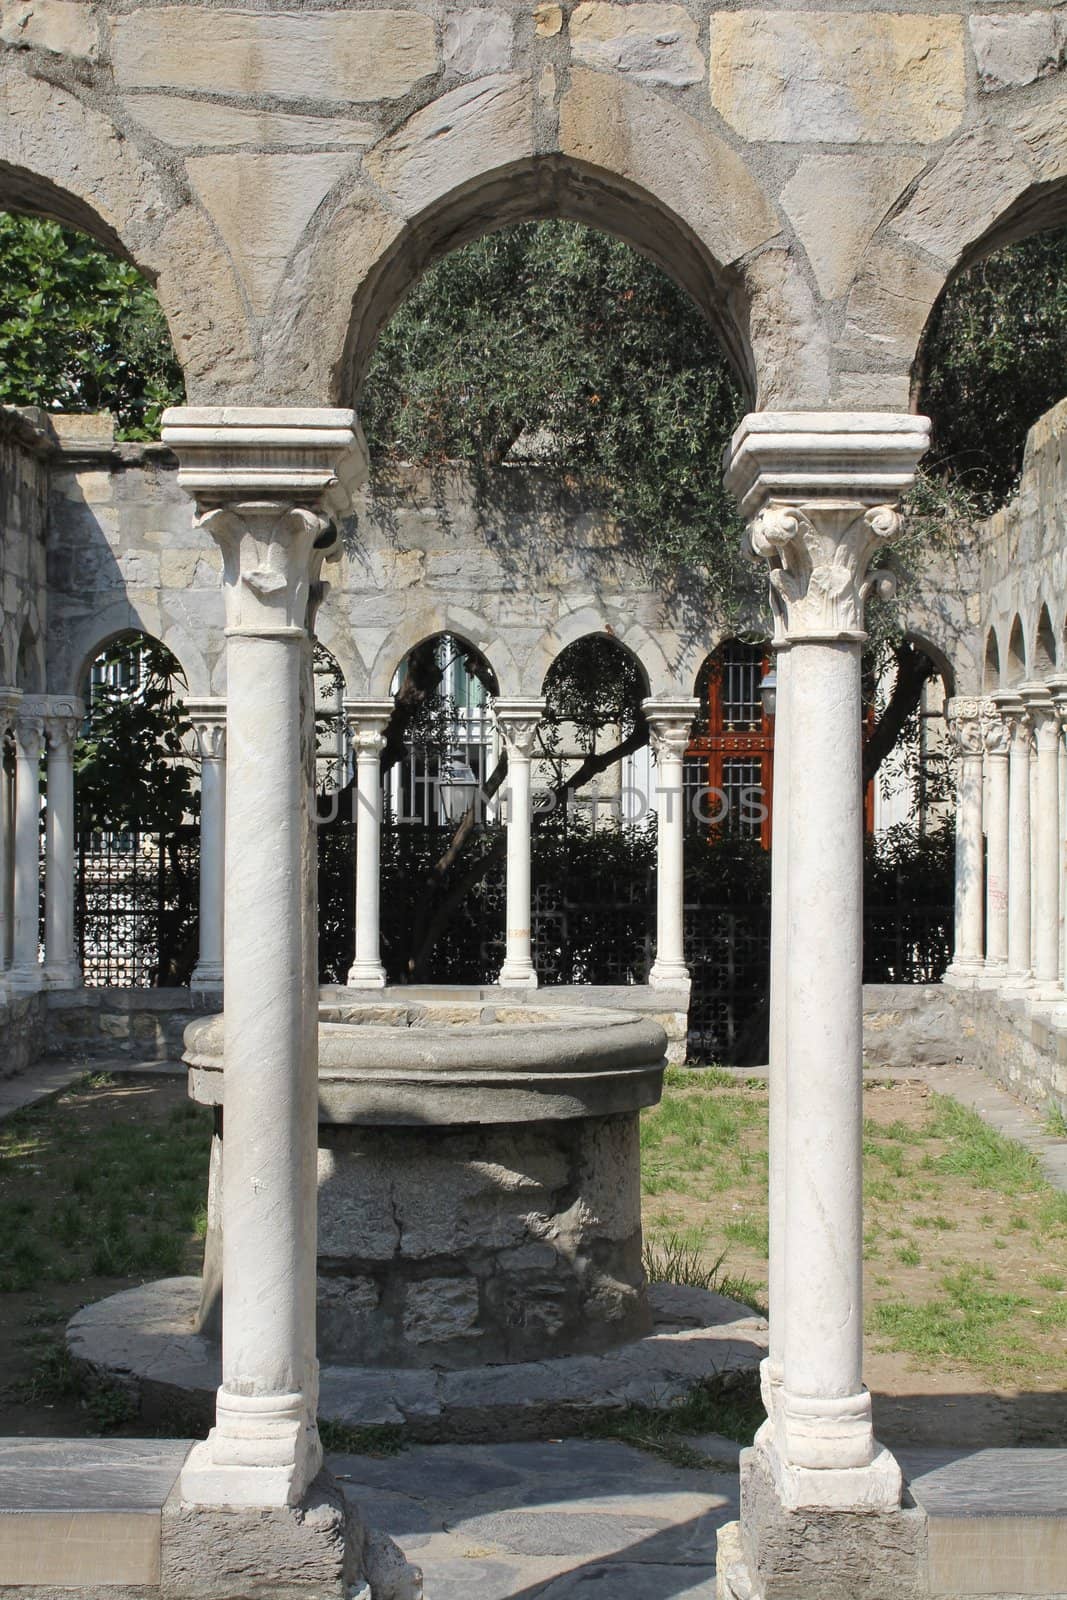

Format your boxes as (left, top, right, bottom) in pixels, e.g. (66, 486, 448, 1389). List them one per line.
(863, 640, 937, 788)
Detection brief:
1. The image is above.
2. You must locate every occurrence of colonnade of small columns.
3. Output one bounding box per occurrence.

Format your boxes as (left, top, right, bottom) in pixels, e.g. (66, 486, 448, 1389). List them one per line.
(946, 681, 1067, 1001)
(0, 689, 84, 1000)
(157, 404, 929, 1519)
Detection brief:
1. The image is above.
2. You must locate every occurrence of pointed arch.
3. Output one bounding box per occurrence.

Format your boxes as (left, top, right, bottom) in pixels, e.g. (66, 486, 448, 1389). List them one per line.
(984, 628, 1001, 693)
(1035, 604, 1056, 676)
(1007, 616, 1027, 687)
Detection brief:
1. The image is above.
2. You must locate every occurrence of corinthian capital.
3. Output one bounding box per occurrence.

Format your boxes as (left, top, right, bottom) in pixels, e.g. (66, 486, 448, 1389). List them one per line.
(643, 698, 699, 762)
(185, 698, 227, 762)
(161, 407, 368, 636)
(748, 501, 899, 642)
(945, 696, 987, 758)
(724, 412, 930, 645)
(344, 698, 394, 757)
(493, 698, 546, 759)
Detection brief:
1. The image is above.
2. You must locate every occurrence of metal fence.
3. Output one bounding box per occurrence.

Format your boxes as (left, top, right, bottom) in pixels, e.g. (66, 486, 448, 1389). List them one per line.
(76, 825, 199, 987)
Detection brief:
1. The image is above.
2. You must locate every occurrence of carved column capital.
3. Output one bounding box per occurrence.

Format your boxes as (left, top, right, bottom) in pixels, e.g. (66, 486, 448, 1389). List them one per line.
(493, 697, 546, 760)
(15, 695, 49, 762)
(642, 698, 699, 762)
(161, 408, 368, 636)
(724, 412, 930, 645)
(0, 687, 23, 731)
(43, 696, 85, 756)
(1019, 681, 1060, 751)
(946, 696, 989, 758)
(991, 691, 1033, 754)
(343, 698, 393, 758)
(185, 698, 227, 762)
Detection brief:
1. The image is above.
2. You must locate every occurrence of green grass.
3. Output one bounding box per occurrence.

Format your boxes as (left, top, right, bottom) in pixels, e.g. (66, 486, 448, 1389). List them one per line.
(10, 1338, 137, 1433)
(642, 1231, 766, 1313)
(0, 1080, 212, 1292)
(582, 1376, 765, 1468)
(317, 1419, 407, 1457)
(1045, 1105, 1067, 1138)
(928, 1096, 1045, 1195)
(871, 1266, 1028, 1376)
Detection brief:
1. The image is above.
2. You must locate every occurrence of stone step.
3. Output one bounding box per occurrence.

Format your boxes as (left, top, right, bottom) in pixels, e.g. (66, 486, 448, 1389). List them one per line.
(0, 1438, 190, 1589)
(902, 1448, 1067, 1598)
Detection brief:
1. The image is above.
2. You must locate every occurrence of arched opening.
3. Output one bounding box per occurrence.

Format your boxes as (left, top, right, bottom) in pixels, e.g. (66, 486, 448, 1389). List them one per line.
(0, 211, 184, 439)
(75, 631, 197, 987)
(1008, 617, 1027, 687)
(688, 640, 774, 847)
(984, 629, 1001, 693)
(1035, 604, 1057, 676)
(16, 621, 43, 695)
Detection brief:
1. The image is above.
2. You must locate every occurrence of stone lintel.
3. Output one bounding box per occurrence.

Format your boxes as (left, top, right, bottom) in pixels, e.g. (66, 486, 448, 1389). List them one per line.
(160, 407, 368, 522)
(724, 412, 931, 521)
(641, 696, 700, 728)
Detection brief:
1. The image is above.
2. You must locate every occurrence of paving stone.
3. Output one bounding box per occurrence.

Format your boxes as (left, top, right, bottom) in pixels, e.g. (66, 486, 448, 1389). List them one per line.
(533, 1562, 717, 1597)
(447, 1507, 673, 1559)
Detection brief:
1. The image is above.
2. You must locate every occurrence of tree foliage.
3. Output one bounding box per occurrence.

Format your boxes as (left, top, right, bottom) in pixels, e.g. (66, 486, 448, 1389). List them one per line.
(75, 636, 196, 836)
(0, 214, 184, 439)
(362, 221, 754, 610)
(919, 224, 1067, 507)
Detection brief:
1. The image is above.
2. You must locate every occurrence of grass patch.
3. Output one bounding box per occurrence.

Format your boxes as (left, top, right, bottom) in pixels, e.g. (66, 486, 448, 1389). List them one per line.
(8, 1338, 137, 1434)
(928, 1096, 1044, 1195)
(582, 1377, 764, 1468)
(642, 1231, 765, 1313)
(0, 1080, 211, 1292)
(1045, 1105, 1067, 1138)
(871, 1267, 1027, 1377)
(317, 1418, 407, 1457)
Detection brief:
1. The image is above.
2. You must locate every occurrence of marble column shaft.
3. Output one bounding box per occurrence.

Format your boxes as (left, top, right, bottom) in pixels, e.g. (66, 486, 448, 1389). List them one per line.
(945, 698, 986, 980)
(1021, 684, 1060, 994)
(0, 689, 21, 994)
(494, 699, 545, 990)
(187, 700, 227, 991)
(994, 693, 1033, 987)
(982, 709, 1010, 975)
(345, 699, 393, 989)
(43, 698, 85, 990)
(644, 699, 698, 990)
(10, 698, 47, 993)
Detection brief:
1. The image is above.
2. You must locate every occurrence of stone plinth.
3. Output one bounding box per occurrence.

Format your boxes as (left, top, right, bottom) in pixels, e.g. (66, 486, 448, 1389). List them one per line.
(186, 997, 666, 1368)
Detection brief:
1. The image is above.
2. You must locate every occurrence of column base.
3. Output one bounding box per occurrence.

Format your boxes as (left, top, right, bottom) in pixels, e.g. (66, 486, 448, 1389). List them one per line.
(1000, 971, 1035, 999)
(180, 1390, 322, 1509)
(7, 965, 42, 996)
(718, 1438, 925, 1600)
(346, 961, 387, 989)
(191, 963, 224, 992)
(497, 962, 538, 989)
(942, 961, 983, 990)
(648, 960, 691, 991)
(162, 1467, 368, 1600)
(976, 962, 1008, 989)
(43, 962, 83, 991)
(775, 1387, 901, 1510)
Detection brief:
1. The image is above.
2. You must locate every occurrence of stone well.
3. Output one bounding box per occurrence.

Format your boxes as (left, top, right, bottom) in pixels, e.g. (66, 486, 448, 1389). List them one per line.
(187, 996, 666, 1369)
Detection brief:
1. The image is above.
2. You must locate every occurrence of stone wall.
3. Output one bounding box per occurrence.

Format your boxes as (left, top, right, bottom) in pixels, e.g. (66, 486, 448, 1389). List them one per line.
(0, 994, 46, 1080)
(2, 4, 1064, 416)
(979, 398, 1067, 683)
(861, 981, 1067, 1119)
(0, 407, 51, 688)
(43, 987, 218, 1065)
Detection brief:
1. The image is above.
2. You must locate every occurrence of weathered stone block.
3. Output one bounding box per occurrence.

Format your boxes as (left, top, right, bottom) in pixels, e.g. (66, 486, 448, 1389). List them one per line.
(125, 97, 376, 152)
(160, 1470, 363, 1600)
(0, 0, 96, 59)
(186, 153, 354, 316)
(739, 1444, 928, 1600)
(570, 3, 704, 86)
(109, 8, 439, 103)
(971, 12, 1065, 94)
(402, 1277, 481, 1344)
(779, 155, 923, 303)
(709, 11, 966, 143)
(444, 7, 514, 77)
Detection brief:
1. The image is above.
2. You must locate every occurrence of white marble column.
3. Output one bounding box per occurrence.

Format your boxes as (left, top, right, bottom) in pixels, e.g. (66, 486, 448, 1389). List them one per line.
(9, 698, 47, 995)
(1021, 683, 1061, 998)
(1048, 677, 1067, 991)
(0, 689, 21, 1000)
(186, 700, 227, 992)
(981, 707, 1010, 980)
(43, 697, 85, 990)
(943, 698, 986, 985)
(726, 411, 930, 1513)
(762, 642, 791, 1439)
(345, 698, 392, 989)
(162, 406, 365, 1509)
(993, 692, 1033, 991)
(494, 698, 545, 989)
(644, 698, 698, 990)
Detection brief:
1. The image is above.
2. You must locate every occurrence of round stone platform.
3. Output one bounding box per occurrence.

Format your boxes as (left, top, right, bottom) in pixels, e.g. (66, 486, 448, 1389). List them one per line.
(67, 1280, 767, 1443)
